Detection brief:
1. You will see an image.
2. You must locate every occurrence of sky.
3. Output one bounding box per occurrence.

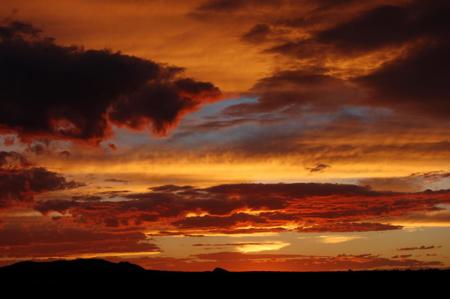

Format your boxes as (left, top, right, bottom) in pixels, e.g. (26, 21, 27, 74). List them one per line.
(0, 0, 449, 271)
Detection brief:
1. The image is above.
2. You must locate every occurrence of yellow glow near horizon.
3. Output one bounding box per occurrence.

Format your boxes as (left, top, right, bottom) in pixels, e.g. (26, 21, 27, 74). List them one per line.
(67, 251, 161, 259)
(235, 241, 290, 253)
(317, 235, 364, 244)
(36, 155, 450, 189)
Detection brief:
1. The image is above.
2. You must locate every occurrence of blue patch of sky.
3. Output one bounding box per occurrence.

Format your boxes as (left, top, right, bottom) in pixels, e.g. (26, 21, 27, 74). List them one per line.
(108, 97, 394, 151)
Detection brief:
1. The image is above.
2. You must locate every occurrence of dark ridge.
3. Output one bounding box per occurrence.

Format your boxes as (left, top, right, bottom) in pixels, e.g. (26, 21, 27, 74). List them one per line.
(212, 267, 229, 273)
(1, 258, 448, 275)
(0, 258, 146, 274)
(0, 258, 448, 293)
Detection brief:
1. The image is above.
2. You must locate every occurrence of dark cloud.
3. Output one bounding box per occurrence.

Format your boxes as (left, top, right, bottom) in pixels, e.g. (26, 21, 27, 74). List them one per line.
(242, 24, 272, 44)
(109, 78, 220, 135)
(0, 20, 41, 40)
(315, 5, 412, 53)
(172, 213, 266, 229)
(0, 167, 80, 208)
(0, 151, 80, 208)
(398, 245, 441, 251)
(0, 225, 159, 259)
(223, 70, 357, 116)
(107, 143, 117, 151)
(204, 182, 375, 197)
(0, 151, 30, 169)
(35, 199, 80, 214)
(194, 0, 282, 13)
(306, 163, 330, 173)
(192, 242, 280, 247)
(267, 0, 450, 56)
(357, 41, 450, 117)
(360, 171, 450, 192)
(298, 222, 400, 233)
(196, 0, 248, 12)
(392, 254, 413, 259)
(238, 0, 450, 120)
(195, 0, 354, 15)
(0, 20, 220, 144)
(413, 171, 450, 181)
(314, 0, 359, 11)
(34, 182, 450, 234)
(149, 184, 194, 192)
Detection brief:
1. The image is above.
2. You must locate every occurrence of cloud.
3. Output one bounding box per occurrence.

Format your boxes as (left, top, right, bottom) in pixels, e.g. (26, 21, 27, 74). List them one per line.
(223, 70, 358, 117)
(172, 213, 267, 229)
(0, 225, 159, 259)
(0, 151, 30, 169)
(194, 0, 283, 14)
(398, 245, 441, 251)
(233, 0, 450, 121)
(241, 24, 272, 44)
(34, 182, 450, 235)
(265, 1, 450, 57)
(306, 163, 330, 173)
(314, 5, 413, 53)
(298, 222, 401, 233)
(0, 20, 221, 144)
(360, 172, 450, 192)
(2, 136, 15, 146)
(195, 0, 249, 12)
(0, 152, 80, 208)
(194, 0, 355, 16)
(193, 241, 290, 253)
(0, 20, 41, 40)
(357, 41, 450, 118)
(172, 0, 450, 166)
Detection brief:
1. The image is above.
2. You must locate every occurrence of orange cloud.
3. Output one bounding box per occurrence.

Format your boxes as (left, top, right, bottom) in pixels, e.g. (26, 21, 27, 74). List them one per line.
(34, 183, 450, 235)
(0, 224, 159, 261)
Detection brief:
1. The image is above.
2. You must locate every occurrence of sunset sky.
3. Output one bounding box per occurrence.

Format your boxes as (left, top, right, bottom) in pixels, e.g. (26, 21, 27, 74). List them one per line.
(0, 0, 449, 271)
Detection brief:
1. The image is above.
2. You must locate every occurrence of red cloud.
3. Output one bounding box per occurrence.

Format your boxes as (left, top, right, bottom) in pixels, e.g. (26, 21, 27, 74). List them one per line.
(34, 183, 450, 235)
(0, 225, 159, 260)
(0, 151, 80, 208)
(398, 245, 441, 251)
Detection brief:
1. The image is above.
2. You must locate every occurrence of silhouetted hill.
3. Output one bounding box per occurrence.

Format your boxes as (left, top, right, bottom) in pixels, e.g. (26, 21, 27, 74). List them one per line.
(0, 258, 146, 274)
(0, 258, 447, 294)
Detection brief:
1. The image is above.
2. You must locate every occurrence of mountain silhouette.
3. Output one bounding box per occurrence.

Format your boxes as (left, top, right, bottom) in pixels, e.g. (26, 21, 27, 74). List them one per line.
(0, 258, 447, 294)
(0, 258, 146, 274)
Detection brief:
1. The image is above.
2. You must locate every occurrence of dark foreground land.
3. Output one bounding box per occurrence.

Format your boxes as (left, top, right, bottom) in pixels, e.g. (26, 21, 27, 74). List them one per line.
(0, 259, 448, 294)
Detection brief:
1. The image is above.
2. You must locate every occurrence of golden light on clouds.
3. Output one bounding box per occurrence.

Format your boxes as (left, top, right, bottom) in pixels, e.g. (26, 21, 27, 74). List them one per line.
(235, 242, 290, 253)
(317, 235, 364, 244)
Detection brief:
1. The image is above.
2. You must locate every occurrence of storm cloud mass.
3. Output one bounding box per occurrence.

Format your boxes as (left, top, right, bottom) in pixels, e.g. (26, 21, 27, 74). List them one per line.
(0, 21, 220, 143)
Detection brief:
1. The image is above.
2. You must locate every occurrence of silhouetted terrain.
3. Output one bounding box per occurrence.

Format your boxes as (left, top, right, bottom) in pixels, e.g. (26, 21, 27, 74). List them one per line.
(0, 259, 147, 274)
(1, 258, 448, 288)
(0, 258, 447, 297)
